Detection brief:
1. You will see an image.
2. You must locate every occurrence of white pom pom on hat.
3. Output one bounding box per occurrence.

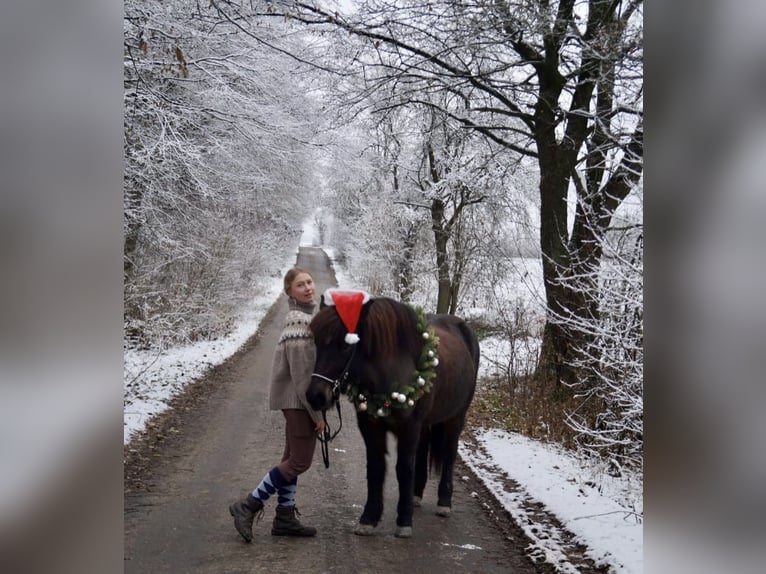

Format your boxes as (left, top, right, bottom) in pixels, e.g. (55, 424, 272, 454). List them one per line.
(323, 288, 371, 345)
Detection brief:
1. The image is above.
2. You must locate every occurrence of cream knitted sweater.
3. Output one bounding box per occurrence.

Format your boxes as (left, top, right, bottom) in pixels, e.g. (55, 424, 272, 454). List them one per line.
(268, 298, 323, 424)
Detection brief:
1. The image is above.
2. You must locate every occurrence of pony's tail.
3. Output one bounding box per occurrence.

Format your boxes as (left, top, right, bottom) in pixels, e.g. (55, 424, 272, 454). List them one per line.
(457, 319, 481, 376)
(428, 423, 447, 476)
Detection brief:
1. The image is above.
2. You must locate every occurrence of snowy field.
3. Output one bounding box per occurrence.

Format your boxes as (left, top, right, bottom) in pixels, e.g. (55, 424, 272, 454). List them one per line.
(123, 212, 643, 573)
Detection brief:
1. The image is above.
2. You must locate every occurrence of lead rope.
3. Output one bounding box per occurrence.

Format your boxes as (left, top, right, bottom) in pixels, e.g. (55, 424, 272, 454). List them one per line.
(318, 399, 343, 468)
(314, 346, 356, 468)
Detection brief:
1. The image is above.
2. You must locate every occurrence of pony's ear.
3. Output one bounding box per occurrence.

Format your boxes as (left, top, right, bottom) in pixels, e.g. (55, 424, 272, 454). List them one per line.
(320, 294, 327, 309)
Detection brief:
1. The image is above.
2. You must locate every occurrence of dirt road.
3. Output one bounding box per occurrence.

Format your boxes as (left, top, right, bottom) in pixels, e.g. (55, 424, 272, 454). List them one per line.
(124, 247, 545, 573)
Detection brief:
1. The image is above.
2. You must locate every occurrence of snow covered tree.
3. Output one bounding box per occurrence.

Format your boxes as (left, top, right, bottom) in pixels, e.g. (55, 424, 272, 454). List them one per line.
(317, 115, 429, 300)
(558, 203, 643, 471)
(273, 0, 643, 384)
(124, 0, 325, 347)
(319, 100, 519, 314)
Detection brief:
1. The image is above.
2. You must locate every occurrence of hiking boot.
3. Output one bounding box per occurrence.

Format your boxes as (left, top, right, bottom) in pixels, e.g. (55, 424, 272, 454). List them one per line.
(271, 506, 317, 537)
(229, 493, 264, 543)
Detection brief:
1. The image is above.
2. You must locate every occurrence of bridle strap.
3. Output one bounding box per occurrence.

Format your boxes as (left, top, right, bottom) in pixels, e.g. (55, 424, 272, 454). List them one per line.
(311, 345, 357, 401)
(313, 346, 357, 468)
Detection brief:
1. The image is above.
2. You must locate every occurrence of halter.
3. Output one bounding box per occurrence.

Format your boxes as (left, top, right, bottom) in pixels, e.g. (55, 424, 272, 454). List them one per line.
(312, 345, 357, 468)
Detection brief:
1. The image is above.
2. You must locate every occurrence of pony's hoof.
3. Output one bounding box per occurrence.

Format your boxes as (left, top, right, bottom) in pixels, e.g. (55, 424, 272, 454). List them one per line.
(354, 523, 375, 536)
(413, 496, 422, 507)
(394, 526, 412, 538)
(436, 505, 451, 517)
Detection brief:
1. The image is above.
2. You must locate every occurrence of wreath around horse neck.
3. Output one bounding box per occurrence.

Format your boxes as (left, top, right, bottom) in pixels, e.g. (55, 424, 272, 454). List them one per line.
(345, 306, 440, 418)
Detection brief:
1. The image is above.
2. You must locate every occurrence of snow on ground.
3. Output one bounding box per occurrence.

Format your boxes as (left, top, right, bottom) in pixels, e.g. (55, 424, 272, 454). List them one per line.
(123, 302, 275, 444)
(460, 430, 643, 573)
(123, 210, 643, 573)
(469, 322, 642, 573)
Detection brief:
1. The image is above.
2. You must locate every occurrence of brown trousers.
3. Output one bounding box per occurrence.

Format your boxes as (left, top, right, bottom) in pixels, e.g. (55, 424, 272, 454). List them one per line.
(276, 409, 318, 482)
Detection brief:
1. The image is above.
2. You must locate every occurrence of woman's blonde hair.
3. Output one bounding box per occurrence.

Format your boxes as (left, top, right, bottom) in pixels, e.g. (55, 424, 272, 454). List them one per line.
(283, 267, 312, 295)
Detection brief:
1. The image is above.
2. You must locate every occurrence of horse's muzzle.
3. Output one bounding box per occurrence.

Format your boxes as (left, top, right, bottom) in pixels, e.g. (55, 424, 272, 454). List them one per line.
(306, 379, 334, 411)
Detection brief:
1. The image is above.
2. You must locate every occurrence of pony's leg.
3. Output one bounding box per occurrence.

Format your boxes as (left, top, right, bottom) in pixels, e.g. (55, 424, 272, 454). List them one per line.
(393, 424, 421, 538)
(413, 425, 430, 506)
(355, 417, 386, 535)
(436, 416, 466, 517)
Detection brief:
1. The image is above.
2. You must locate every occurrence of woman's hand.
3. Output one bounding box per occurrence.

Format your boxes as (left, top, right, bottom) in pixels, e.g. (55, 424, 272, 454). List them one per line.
(314, 419, 326, 434)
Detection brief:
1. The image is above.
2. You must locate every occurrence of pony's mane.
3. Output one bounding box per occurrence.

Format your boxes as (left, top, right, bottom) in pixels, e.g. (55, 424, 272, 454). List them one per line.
(361, 298, 421, 360)
(310, 297, 422, 360)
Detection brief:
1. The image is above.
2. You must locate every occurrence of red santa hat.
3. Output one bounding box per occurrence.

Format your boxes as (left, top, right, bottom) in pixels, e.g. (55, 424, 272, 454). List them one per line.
(323, 288, 371, 344)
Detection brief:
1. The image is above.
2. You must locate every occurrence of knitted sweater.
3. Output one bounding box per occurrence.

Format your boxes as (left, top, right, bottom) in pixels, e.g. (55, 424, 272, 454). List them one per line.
(268, 298, 323, 424)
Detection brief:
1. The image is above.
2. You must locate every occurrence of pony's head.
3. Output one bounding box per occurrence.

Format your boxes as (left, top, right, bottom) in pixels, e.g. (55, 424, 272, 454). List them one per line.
(306, 292, 421, 411)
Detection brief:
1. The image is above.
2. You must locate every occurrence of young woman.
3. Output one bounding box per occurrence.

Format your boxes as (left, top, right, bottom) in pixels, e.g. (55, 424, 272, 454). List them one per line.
(229, 267, 325, 541)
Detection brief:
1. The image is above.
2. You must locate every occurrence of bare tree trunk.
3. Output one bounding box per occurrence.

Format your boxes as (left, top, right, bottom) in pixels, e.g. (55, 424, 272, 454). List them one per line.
(396, 224, 417, 303)
(536, 123, 579, 386)
(431, 197, 452, 314)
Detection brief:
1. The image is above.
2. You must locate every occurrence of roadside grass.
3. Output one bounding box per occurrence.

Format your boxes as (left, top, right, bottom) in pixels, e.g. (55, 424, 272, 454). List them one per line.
(467, 371, 586, 451)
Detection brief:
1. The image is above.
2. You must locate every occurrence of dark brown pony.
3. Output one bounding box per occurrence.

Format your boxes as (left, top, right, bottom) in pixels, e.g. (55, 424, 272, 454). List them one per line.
(306, 297, 480, 538)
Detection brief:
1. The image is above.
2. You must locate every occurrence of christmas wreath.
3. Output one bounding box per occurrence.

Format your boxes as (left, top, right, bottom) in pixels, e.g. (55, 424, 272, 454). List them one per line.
(346, 306, 440, 418)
